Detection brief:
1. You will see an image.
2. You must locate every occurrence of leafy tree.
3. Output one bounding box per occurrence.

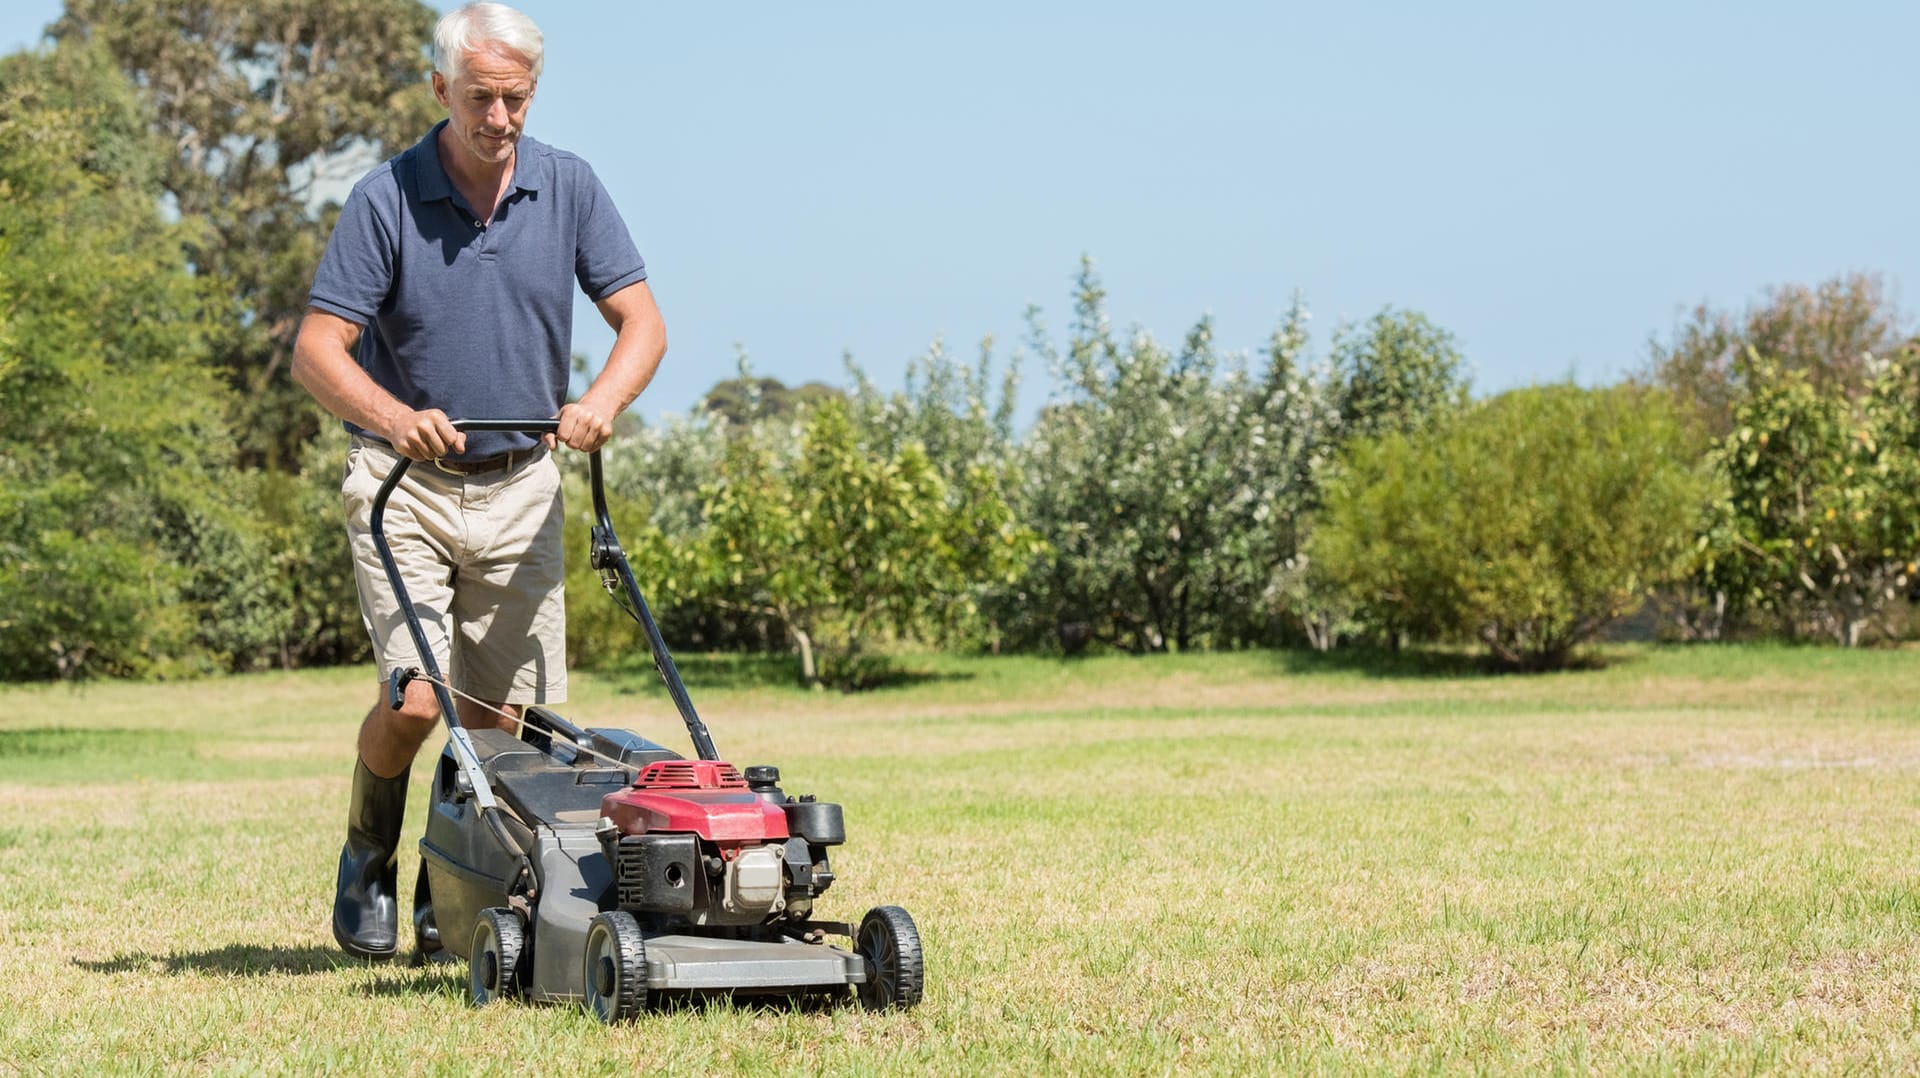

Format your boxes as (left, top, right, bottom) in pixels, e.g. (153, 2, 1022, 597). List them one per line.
(1310, 384, 1707, 669)
(51, 0, 441, 465)
(0, 41, 249, 678)
(1644, 273, 1910, 441)
(701, 364, 846, 427)
(1696, 349, 1920, 646)
(640, 400, 1035, 687)
(1011, 260, 1343, 653)
(844, 334, 1029, 650)
(1327, 307, 1469, 444)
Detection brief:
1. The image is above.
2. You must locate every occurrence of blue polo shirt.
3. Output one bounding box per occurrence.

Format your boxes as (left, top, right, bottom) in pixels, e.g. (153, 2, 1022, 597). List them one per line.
(308, 121, 647, 460)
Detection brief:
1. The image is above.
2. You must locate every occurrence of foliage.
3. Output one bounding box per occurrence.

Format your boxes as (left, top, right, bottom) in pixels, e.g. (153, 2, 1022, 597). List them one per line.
(1695, 349, 1920, 646)
(1311, 384, 1708, 669)
(1327, 306, 1469, 443)
(1644, 273, 1911, 441)
(1009, 260, 1352, 653)
(52, 0, 442, 466)
(700, 365, 845, 427)
(632, 399, 1037, 688)
(844, 334, 1030, 651)
(0, 42, 243, 677)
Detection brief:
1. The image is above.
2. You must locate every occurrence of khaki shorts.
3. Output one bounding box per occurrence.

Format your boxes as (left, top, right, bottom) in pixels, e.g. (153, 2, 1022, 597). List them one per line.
(343, 437, 568, 705)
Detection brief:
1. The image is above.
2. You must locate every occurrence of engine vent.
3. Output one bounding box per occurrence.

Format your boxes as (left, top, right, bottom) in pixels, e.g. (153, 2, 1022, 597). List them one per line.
(616, 834, 696, 913)
(633, 760, 747, 790)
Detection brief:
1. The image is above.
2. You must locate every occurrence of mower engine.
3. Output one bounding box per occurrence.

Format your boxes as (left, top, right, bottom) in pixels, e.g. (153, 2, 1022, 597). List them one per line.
(596, 761, 844, 926)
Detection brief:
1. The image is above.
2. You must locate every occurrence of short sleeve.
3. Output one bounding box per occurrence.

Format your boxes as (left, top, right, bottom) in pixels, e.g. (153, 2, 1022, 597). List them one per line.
(574, 168, 647, 302)
(308, 183, 396, 325)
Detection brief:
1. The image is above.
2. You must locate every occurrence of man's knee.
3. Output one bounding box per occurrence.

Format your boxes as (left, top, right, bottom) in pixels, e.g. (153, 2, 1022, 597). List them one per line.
(376, 680, 442, 738)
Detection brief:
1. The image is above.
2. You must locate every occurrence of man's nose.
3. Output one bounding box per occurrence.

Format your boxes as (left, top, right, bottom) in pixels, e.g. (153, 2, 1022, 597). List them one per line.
(485, 97, 510, 129)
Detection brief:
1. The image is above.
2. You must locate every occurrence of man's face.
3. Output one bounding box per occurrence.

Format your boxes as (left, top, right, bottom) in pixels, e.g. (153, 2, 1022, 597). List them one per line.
(432, 45, 536, 171)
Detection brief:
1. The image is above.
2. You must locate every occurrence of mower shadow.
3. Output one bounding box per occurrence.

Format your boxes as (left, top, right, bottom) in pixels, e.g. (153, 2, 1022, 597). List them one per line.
(78, 945, 468, 998)
(76, 943, 358, 977)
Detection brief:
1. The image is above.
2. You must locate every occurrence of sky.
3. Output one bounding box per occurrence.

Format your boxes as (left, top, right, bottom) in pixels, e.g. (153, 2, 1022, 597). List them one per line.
(5, 2, 1917, 426)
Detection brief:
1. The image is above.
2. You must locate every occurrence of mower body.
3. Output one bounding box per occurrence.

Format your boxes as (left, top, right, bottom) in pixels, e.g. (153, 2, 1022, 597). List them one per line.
(419, 719, 866, 1003)
(372, 422, 919, 1016)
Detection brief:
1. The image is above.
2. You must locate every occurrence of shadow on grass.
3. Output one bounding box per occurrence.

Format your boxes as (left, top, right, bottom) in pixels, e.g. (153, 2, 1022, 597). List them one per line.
(598, 651, 974, 694)
(1257, 645, 1627, 680)
(75, 945, 860, 1010)
(355, 963, 463, 998)
(78, 944, 470, 997)
(76, 943, 357, 977)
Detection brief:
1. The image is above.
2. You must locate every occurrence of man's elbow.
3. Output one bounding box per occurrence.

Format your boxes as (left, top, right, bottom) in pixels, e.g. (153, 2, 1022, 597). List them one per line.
(290, 319, 324, 392)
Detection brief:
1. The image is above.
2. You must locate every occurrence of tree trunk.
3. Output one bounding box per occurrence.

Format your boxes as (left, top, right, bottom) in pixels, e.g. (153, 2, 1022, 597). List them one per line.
(790, 625, 818, 687)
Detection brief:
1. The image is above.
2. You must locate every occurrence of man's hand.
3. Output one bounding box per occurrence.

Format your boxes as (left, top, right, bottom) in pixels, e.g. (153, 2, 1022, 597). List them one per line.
(385, 408, 465, 460)
(549, 401, 613, 453)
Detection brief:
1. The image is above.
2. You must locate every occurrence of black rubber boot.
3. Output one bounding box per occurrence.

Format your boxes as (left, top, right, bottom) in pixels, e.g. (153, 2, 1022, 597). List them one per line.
(332, 759, 408, 959)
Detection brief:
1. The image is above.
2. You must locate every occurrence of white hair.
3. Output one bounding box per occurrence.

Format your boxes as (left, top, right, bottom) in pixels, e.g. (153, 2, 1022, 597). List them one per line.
(433, 2, 545, 81)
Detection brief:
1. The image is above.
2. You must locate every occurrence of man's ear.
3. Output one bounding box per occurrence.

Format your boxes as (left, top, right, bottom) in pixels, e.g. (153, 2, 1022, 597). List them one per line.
(431, 71, 450, 109)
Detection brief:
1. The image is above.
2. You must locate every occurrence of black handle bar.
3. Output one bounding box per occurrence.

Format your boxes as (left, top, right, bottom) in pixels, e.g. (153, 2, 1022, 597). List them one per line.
(366, 418, 719, 766)
(451, 417, 560, 435)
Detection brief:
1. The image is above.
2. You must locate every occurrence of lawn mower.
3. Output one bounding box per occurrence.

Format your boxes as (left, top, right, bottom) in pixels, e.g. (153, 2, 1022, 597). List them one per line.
(368, 418, 923, 1020)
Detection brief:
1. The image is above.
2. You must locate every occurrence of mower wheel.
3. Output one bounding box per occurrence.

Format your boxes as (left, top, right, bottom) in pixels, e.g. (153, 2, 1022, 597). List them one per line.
(583, 911, 648, 1022)
(855, 905, 924, 1011)
(469, 908, 524, 1006)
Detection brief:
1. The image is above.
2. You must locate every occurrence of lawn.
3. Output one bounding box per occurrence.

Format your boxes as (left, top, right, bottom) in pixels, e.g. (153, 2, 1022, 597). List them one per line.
(3, 645, 1920, 1074)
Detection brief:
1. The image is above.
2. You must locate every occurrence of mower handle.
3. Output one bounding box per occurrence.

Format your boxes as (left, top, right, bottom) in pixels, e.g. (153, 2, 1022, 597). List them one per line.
(450, 417, 560, 435)
(366, 417, 721, 765)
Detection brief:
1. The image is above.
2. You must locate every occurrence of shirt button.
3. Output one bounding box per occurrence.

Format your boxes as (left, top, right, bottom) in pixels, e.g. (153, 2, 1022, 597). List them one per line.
(473, 219, 483, 228)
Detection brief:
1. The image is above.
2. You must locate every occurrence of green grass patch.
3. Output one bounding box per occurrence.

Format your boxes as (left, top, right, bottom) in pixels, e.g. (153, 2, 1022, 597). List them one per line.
(5, 646, 1920, 1073)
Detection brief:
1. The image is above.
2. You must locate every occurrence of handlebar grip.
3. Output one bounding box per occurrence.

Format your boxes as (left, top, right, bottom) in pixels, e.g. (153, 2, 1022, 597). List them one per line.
(451, 418, 562, 435)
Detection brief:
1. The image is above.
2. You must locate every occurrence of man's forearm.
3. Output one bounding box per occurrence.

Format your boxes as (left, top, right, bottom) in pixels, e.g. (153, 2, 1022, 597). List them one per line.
(578, 282, 667, 418)
(293, 312, 404, 434)
(293, 308, 466, 459)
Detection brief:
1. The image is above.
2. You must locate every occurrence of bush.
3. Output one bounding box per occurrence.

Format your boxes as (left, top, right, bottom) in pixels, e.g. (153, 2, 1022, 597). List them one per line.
(1696, 349, 1920, 646)
(1310, 384, 1708, 669)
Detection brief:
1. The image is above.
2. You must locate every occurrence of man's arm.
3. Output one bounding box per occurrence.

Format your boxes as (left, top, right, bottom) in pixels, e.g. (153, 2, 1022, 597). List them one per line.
(553, 280, 667, 453)
(291, 308, 467, 460)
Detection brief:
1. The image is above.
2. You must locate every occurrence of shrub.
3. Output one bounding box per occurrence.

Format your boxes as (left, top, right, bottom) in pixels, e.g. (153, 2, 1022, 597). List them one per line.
(1311, 384, 1708, 669)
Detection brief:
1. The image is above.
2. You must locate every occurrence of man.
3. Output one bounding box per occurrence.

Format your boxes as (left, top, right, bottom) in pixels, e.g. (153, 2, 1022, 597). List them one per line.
(292, 1, 665, 961)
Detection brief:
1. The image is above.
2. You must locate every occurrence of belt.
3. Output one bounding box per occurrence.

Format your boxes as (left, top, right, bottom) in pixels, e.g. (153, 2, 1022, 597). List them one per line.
(430, 447, 541, 476)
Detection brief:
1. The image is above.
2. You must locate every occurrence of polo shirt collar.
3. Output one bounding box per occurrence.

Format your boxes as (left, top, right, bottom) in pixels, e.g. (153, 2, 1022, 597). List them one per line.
(413, 119, 545, 203)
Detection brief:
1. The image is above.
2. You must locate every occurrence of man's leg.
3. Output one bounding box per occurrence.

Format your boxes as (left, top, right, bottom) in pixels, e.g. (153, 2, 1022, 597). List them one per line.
(334, 678, 440, 959)
(334, 439, 465, 959)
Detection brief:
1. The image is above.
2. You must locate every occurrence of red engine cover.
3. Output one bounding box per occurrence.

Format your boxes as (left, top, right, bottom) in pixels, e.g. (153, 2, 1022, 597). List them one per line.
(599, 760, 790, 844)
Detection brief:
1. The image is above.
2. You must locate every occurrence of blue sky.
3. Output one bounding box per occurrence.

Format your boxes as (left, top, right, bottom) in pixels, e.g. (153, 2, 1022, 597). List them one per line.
(6, 2, 1917, 426)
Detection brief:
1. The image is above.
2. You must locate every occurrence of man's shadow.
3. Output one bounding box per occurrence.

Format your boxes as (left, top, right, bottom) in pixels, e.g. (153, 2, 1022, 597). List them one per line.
(73, 944, 461, 997)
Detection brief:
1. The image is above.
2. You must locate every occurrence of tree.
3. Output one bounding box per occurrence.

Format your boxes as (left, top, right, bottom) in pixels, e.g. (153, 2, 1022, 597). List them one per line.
(844, 334, 1029, 651)
(1310, 384, 1707, 670)
(51, 0, 441, 465)
(1695, 349, 1920, 646)
(1327, 307, 1469, 444)
(1644, 273, 1910, 441)
(1011, 260, 1346, 653)
(649, 400, 1035, 687)
(0, 41, 251, 678)
(700, 368, 845, 427)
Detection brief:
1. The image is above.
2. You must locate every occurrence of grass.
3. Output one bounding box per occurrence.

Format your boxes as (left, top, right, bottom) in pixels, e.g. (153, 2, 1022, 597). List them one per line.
(3, 644, 1920, 1074)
